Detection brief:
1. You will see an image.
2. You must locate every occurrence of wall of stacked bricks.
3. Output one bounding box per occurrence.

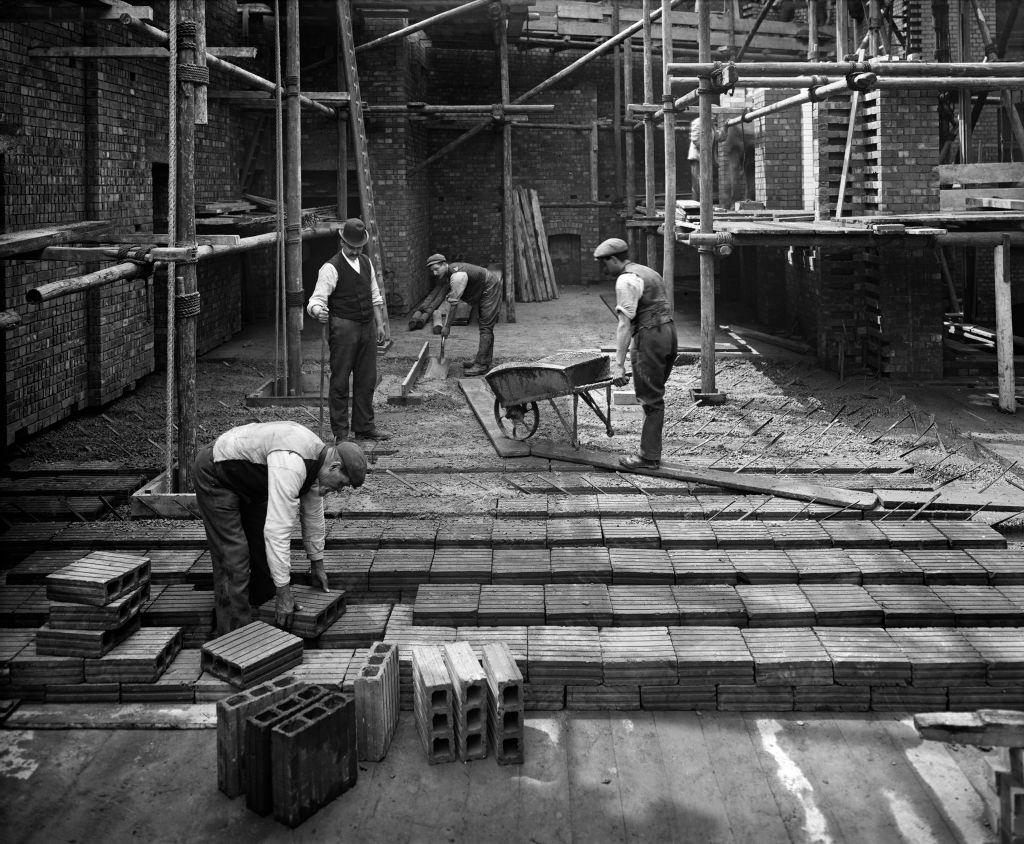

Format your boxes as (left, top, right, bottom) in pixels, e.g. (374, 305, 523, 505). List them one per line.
(753, 88, 802, 209)
(426, 48, 622, 288)
(872, 89, 939, 215)
(874, 242, 945, 377)
(917, 0, 1001, 157)
(971, 246, 1024, 325)
(1, 4, 245, 445)
(297, 22, 434, 318)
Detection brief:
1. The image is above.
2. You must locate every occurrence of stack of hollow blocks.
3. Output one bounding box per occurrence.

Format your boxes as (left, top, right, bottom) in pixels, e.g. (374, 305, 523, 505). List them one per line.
(217, 676, 357, 828)
(215, 639, 401, 827)
(412, 641, 524, 765)
(15, 551, 183, 701)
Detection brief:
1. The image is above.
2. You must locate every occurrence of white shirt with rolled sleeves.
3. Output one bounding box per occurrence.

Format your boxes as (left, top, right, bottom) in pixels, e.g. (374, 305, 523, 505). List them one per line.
(614, 272, 645, 321)
(307, 252, 384, 318)
(212, 421, 327, 588)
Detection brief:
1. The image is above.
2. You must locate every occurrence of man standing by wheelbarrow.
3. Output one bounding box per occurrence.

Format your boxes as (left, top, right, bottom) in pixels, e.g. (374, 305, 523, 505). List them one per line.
(425, 253, 502, 377)
(594, 237, 678, 471)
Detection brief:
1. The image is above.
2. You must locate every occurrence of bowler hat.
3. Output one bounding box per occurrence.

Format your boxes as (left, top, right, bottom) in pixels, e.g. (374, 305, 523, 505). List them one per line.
(339, 218, 369, 248)
(593, 237, 628, 259)
(426, 253, 446, 267)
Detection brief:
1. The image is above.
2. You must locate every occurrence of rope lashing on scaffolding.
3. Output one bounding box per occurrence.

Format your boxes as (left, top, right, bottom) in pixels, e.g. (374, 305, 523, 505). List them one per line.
(115, 245, 156, 265)
(175, 291, 201, 319)
(176, 63, 210, 86)
(285, 223, 302, 244)
(284, 74, 299, 98)
(845, 71, 876, 91)
(284, 290, 305, 308)
(176, 19, 199, 47)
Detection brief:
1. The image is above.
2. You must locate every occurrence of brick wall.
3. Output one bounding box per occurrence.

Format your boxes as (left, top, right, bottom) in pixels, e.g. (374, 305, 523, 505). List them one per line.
(426, 47, 625, 291)
(2, 2, 244, 445)
(753, 89, 802, 209)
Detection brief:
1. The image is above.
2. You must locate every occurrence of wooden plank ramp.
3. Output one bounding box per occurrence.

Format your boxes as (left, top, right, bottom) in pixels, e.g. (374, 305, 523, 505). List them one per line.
(459, 376, 531, 458)
(529, 440, 879, 510)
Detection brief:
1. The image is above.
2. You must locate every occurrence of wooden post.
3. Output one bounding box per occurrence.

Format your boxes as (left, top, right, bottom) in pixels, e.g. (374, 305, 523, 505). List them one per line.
(835, 48, 867, 219)
(807, 0, 819, 60)
(194, 0, 207, 124)
(174, 0, 199, 490)
(698, 0, 716, 394)
(642, 0, 657, 267)
(661, 0, 676, 315)
(624, 35, 637, 254)
(285, 0, 304, 395)
(590, 121, 600, 202)
(835, 0, 849, 59)
(336, 11, 348, 218)
(612, 0, 624, 204)
(498, 4, 516, 322)
(995, 237, 1017, 413)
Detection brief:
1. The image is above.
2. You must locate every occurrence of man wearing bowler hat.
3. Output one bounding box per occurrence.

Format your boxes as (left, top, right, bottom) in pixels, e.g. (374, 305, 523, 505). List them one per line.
(307, 217, 390, 442)
(425, 253, 503, 376)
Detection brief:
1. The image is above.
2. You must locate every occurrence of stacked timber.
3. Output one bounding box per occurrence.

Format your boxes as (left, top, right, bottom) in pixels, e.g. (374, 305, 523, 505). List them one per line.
(512, 186, 559, 303)
(407, 282, 449, 330)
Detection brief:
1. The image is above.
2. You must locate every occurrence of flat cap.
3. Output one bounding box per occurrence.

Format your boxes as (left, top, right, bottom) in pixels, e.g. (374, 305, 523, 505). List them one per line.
(593, 238, 629, 259)
(426, 253, 446, 267)
(334, 441, 367, 489)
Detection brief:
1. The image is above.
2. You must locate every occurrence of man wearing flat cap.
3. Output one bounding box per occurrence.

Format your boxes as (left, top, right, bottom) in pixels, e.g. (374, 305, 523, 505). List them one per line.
(594, 237, 677, 471)
(193, 421, 367, 634)
(426, 253, 503, 377)
(307, 217, 389, 442)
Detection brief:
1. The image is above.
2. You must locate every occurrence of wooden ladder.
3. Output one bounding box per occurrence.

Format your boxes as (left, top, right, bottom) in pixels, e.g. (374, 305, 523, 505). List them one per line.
(337, 0, 390, 337)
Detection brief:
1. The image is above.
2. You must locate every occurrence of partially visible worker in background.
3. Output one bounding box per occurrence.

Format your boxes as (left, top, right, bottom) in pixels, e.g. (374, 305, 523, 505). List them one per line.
(426, 253, 502, 377)
(307, 217, 390, 443)
(688, 114, 703, 202)
(594, 237, 677, 471)
(192, 420, 367, 635)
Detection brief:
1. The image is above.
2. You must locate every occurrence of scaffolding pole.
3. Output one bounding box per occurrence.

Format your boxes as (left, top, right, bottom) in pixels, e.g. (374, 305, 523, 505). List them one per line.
(697, 0, 717, 397)
(661, 0, 676, 313)
(285, 0, 304, 395)
(642, 0, 657, 265)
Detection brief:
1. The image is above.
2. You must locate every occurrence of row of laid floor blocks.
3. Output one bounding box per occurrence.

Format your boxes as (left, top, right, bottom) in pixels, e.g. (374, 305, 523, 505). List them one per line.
(0, 519, 1007, 553)
(410, 582, 1024, 627)
(9, 547, 1024, 594)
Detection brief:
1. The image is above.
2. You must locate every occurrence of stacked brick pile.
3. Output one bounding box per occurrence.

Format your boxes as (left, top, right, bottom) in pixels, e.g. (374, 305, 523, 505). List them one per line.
(412, 641, 524, 765)
(7, 550, 182, 701)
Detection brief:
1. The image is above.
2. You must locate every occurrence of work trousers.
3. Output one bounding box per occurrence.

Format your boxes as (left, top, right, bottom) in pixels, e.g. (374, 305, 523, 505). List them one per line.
(193, 445, 276, 636)
(469, 270, 503, 368)
(328, 316, 376, 439)
(630, 322, 678, 462)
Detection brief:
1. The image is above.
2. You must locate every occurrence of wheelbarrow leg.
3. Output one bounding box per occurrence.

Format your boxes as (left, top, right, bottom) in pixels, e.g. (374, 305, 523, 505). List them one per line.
(546, 398, 575, 444)
(606, 383, 613, 436)
(572, 393, 579, 449)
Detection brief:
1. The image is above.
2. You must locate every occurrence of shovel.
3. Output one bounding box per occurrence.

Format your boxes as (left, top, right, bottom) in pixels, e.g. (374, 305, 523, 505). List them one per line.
(423, 300, 452, 380)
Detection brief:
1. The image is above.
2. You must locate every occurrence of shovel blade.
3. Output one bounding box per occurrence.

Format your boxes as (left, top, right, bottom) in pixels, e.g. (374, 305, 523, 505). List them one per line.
(423, 356, 449, 381)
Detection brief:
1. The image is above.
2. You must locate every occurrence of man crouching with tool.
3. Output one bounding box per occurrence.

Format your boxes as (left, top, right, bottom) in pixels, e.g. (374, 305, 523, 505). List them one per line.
(594, 237, 678, 471)
(193, 421, 367, 635)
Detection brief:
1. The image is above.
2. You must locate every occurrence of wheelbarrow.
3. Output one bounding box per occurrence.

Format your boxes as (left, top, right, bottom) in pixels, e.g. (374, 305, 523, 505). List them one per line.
(485, 350, 625, 448)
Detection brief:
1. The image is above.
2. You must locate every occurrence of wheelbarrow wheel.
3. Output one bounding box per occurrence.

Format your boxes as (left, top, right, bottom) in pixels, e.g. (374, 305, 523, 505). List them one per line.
(494, 399, 540, 441)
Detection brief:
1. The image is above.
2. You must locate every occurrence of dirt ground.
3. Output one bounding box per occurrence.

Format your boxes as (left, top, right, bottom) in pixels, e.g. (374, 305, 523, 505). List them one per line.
(7, 284, 1024, 523)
